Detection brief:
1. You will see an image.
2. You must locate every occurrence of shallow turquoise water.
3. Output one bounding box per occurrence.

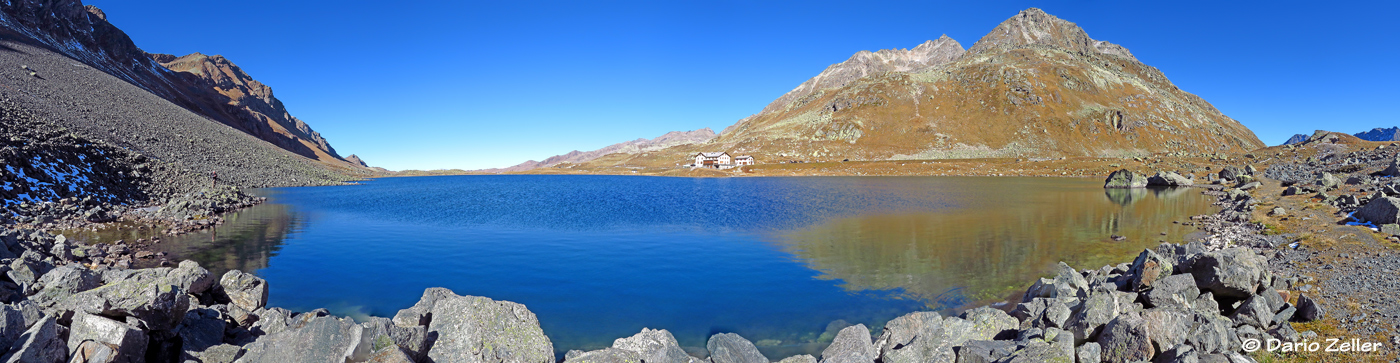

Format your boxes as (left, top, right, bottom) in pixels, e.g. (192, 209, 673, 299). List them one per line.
(144, 175, 1214, 357)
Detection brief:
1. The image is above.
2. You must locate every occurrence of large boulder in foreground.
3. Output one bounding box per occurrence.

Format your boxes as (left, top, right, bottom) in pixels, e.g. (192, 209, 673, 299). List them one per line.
(876, 311, 1007, 363)
(1354, 197, 1400, 225)
(63, 270, 191, 331)
(1104, 169, 1147, 188)
(820, 324, 876, 363)
(427, 291, 554, 363)
(1147, 171, 1193, 186)
(1097, 314, 1153, 363)
(235, 315, 363, 363)
(67, 312, 147, 363)
(219, 270, 269, 312)
(612, 328, 696, 363)
(707, 333, 768, 363)
(562, 348, 643, 363)
(1181, 247, 1270, 300)
(0, 316, 64, 363)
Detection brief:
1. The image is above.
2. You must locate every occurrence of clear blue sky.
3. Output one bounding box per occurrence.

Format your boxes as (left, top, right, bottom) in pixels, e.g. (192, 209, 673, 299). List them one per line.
(93, 0, 1397, 170)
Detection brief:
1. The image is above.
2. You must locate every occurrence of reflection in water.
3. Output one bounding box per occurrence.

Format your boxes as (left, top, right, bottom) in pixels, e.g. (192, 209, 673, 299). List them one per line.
(777, 185, 1210, 313)
(1104, 188, 1148, 206)
(146, 199, 301, 277)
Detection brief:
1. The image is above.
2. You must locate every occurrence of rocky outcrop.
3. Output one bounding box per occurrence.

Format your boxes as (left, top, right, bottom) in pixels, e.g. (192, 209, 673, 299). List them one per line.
(1103, 169, 1147, 188)
(149, 52, 345, 163)
(754, 36, 965, 117)
(965, 8, 1135, 60)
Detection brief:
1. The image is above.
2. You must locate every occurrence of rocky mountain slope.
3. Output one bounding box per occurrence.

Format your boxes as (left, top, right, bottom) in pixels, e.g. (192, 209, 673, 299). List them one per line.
(0, 2, 374, 207)
(487, 128, 716, 172)
(590, 8, 1264, 169)
(149, 52, 343, 163)
(0, 0, 351, 165)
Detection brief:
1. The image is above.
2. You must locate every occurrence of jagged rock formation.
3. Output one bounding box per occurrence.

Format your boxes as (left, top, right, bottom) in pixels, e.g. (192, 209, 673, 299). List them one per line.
(1282, 134, 1309, 145)
(748, 35, 965, 119)
(0, 0, 348, 164)
(150, 53, 343, 162)
(489, 128, 717, 172)
(345, 155, 369, 168)
(1354, 127, 1400, 142)
(604, 8, 1264, 168)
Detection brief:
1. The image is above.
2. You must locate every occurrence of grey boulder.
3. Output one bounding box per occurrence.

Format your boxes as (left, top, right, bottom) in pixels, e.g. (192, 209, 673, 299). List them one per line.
(235, 315, 363, 363)
(562, 348, 643, 363)
(1097, 314, 1153, 363)
(1147, 171, 1193, 186)
(1293, 294, 1324, 322)
(62, 269, 191, 331)
(1127, 249, 1174, 292)
(612, 328, 694, 363)
(877, 312, 999, 363)
(0, 316, 64, 363)
(1182, 248, 1269, 300)
(427, 292, 554, 363)
(67, 312, 147, 363)
(708, 333, 768, 363)
(360, 317, 433, 363)
(820, 324, 875, 363)
(1354, 197, 1400, 225)
(219, 270, 269, 312)
(30, 264, 102, 308)
(1143, 273, 1199, 309)
(1104, 169, 1148, 188)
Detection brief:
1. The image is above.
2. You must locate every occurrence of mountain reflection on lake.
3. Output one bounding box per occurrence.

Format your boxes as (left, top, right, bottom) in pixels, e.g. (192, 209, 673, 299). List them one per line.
(776, 179, 1211, 313)
(141, 176, 1214, 357)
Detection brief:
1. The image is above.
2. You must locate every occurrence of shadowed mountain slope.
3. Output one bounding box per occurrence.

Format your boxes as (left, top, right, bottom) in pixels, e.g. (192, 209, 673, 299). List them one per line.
(0, 0, 349, 164)
(0, 4, 369, 192)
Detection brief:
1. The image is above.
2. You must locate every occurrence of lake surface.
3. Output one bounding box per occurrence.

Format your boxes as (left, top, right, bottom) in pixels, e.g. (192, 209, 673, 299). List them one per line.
(122, 175, 1215, 357)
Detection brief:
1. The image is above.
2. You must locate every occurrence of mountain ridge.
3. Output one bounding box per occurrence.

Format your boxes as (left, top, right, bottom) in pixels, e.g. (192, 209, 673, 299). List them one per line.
(0, 1, 351, 165)
(589, 7, 1262, 170)
(483, 128, 717, 173)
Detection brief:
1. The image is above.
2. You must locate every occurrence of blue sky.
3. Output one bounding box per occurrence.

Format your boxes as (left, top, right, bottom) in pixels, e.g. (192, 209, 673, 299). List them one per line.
(94, 0, 1397, 170)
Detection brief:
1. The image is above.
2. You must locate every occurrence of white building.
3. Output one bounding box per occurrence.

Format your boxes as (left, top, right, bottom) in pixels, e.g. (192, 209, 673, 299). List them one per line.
(734, 155, 754, 166)
(693, 152, 732, 169)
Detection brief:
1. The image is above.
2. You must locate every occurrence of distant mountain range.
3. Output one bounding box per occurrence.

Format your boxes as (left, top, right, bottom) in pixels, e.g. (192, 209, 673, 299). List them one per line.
(567, 8, 1263, 169)
(1283, 127, 1400, 146)
(480, 128, 717, 173)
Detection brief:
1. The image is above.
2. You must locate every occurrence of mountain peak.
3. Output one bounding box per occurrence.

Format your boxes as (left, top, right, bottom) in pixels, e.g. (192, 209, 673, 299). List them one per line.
(758, 37, 965, 115)
(967, 8, 1135, 60)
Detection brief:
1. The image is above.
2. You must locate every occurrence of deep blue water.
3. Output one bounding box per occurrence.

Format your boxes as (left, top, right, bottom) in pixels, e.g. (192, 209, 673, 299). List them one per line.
(146, 175, 1214, 357)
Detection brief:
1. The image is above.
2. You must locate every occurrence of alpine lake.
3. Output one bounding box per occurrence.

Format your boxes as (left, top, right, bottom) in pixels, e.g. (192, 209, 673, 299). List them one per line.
(70, 175, 1215, 358)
